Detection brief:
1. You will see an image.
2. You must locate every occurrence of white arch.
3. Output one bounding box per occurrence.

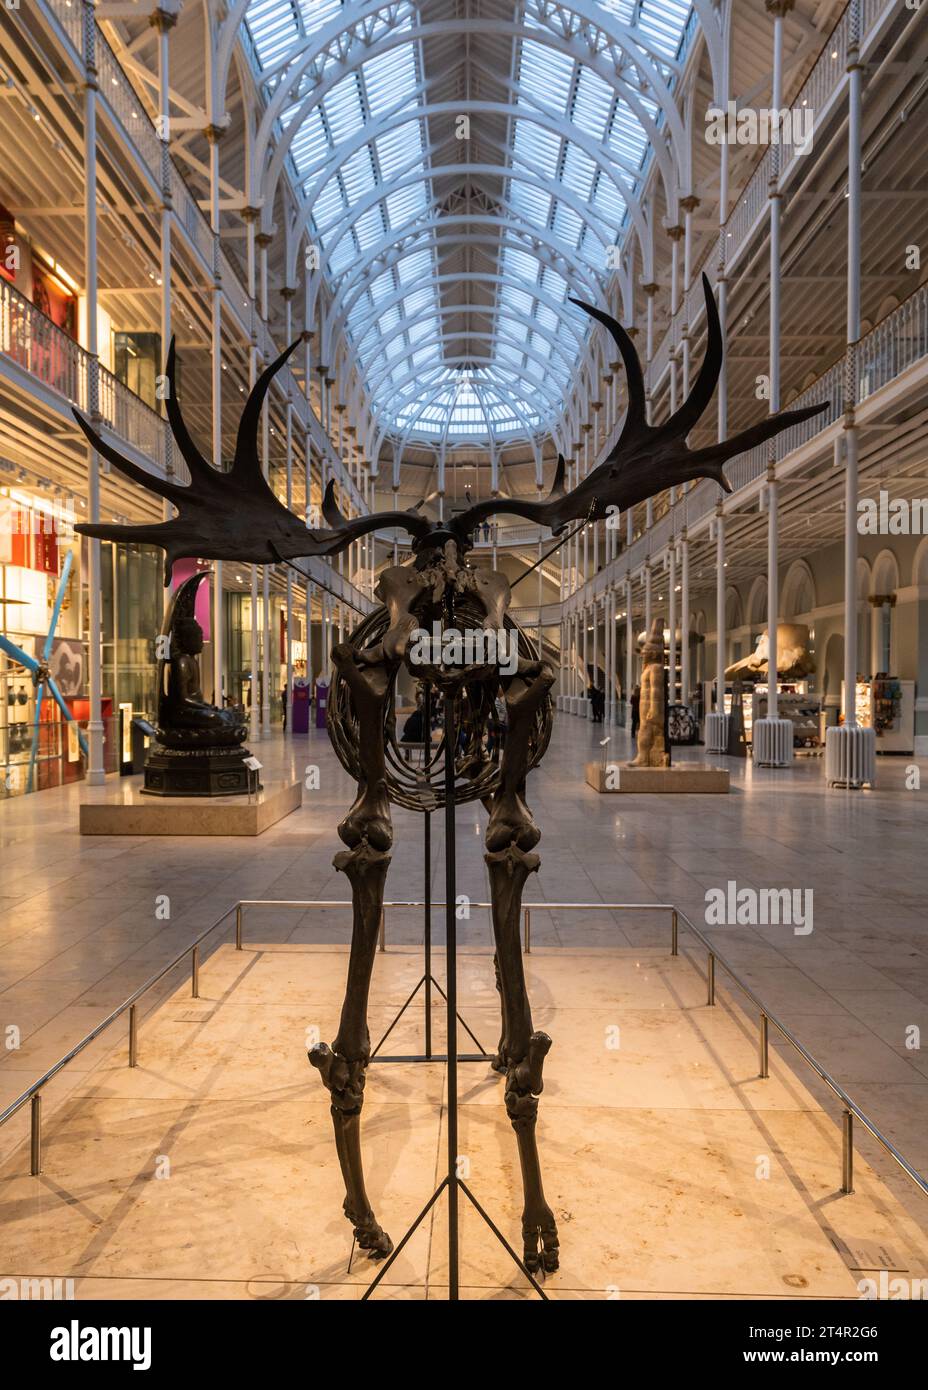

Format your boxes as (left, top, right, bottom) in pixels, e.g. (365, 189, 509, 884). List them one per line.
(871, 548, 900, 595)
(781, 559, 817, 619)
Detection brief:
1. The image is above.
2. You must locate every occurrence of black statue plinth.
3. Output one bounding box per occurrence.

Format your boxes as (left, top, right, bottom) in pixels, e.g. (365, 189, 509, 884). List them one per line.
(142, 744, 254, 797)
(142, 571, 251, 798)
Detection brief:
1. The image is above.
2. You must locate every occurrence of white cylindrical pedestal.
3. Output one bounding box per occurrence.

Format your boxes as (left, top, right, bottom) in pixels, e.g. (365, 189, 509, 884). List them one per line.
(753, 716, 793, 768)
(706, 711, 730, 754)
(825, 724, 876, 788)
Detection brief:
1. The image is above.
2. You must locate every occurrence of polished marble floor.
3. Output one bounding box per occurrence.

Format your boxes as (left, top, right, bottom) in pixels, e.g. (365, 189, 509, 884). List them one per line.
(1, 715, 927, 1230)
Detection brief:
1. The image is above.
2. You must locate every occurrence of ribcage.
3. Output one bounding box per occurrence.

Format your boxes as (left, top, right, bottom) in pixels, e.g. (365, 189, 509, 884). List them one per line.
(326, 601, 553, 812)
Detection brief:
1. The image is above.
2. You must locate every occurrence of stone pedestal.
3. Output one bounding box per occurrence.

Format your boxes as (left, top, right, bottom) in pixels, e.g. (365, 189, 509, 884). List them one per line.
(142, 745, 253, 797)
(80, 776, 301, 835)
(586, 761, 730, 794)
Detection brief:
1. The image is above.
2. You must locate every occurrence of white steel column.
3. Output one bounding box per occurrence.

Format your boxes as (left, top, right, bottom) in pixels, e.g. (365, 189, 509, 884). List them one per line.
(754, 2, 793, 768)
(668, 547, 677, 703)
(706, 50, 731, 755)
(681, 528, 690, 707)
(680, 198, 699, 397)
(283, 290, 295, 728)
(82, 2, 104, 784)
(582, 607, 589, 717)
(591, 601, 598, 721)
(625, 576, 634, 730)
(244, 211, 259, 742)
(707, 506, 729, 751)
(608, 589, 617, 725)
(259, 238, 271, 737)
(826, 0, 875, 786)
(155, 8, 174, 510)
(206, 123, 224, 705)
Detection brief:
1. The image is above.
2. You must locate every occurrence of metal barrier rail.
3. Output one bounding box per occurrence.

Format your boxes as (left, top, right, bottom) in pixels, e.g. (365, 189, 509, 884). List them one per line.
(2, 898, 926, 1209)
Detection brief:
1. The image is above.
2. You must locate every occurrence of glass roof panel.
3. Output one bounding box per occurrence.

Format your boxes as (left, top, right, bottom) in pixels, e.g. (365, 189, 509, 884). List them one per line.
(243, 0, 693, 442)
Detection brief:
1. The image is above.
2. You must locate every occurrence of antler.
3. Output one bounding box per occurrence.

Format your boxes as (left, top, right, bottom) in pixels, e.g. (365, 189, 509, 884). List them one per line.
(73, 338, 432, 581)
(450, 274, 828, 540)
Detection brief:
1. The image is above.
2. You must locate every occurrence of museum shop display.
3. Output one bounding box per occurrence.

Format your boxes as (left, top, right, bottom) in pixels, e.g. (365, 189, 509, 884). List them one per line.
(73, 275, 825, 1282)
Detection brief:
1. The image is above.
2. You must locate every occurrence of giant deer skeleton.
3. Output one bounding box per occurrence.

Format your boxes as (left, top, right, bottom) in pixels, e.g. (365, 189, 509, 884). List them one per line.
(75, 277, 825, 1273)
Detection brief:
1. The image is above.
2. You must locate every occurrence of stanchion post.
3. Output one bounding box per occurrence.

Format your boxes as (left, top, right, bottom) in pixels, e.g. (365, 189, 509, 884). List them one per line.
(707, 952, 716, 1005)
(759, 1013, 769, 1079)
(671, 908, 678, 957)
(842, 1109, 854, 1194)
(129, 1002, 138, 1068)
(191, 944, 199, 999)
(523, 906, 531, 954)
(378, 907, 386, 953)
(30, 1092, 41, 1176)
(235, 904, 243, 950)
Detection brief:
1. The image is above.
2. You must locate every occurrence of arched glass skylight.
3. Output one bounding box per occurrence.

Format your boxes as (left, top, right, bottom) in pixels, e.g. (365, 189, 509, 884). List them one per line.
(243, 0, 694, 443)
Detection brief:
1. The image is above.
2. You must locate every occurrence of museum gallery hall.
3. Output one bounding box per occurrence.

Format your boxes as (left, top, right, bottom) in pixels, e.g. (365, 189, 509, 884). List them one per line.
(2, 0, 928, 1331)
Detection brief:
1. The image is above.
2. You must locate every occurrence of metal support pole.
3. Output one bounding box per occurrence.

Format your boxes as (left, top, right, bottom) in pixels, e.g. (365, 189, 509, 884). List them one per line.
(207, 124, 224, 706)
(844, 22, 863, 724)
(707, 952, 716, 1006)
(768, 10, 784, 728)
(260, 246, 271, 740)
(423, 683, 432, 1054)
(759, 1012, 769, 1079)
(235, 904, 243, 949)
(245, 216, 259, 743)
(191, 944, 199, 998)
(668, 548, 677, 703)
(680, 532, 690, 706)
(523, 906, 531, 955)
(842, 1109, 854, 1194)
(716, 507, 726, 708)
(625, 577, 633, 729)
(129, 1002, 138, 1067)
(30, 1093, 41, 1176)
(671, 909, 678, 957)
(83, 3, 105, 786)
(443, 686, 460, 1300)
(378, 907, 386, 953)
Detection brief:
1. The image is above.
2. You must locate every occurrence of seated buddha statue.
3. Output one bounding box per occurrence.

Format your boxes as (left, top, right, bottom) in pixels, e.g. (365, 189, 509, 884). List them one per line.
(157, 614, 247, 748)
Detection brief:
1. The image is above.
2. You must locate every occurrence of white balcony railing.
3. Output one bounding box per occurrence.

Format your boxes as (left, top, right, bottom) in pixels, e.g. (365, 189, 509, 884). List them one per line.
(97, 368, 176, 479)
(858, 286, 928, 402)
(646, 0, 893, 398)
(0, 279, 88, 406)
(566, 282, 928, 614)
(0, 276, 174, 475)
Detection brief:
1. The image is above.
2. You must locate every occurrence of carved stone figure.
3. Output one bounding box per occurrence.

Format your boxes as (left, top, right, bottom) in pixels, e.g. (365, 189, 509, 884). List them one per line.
(630, 617, 670, 768)
(143, 572, 249, 795)
(726, 622, 816, 683)
(74, 275, 827, 1276)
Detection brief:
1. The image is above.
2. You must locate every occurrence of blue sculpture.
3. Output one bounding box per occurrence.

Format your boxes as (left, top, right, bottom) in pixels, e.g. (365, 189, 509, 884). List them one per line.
(0, 549, 88, 792)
